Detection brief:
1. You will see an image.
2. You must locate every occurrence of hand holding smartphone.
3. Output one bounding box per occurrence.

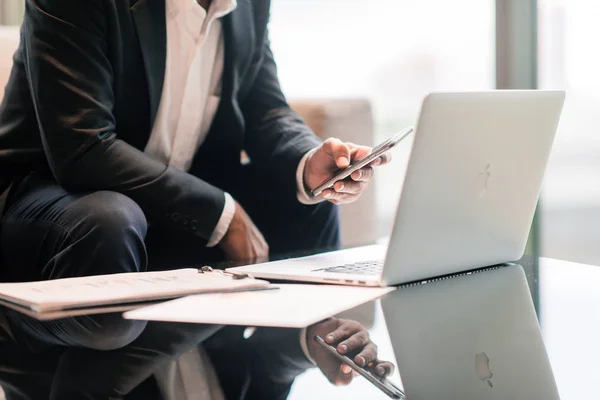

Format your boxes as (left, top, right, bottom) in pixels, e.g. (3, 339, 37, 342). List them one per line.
(314, 335, 406, 399)
(310, 127, 414, 198)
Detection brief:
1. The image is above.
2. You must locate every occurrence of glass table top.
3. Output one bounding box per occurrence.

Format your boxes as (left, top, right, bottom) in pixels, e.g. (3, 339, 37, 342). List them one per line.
(2, 256, 597, 399)
(290, 257, 600, 400)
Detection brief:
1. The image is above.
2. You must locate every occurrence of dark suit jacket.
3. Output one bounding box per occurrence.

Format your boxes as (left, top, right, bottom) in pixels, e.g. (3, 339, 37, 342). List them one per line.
(0, 0, 321, 241)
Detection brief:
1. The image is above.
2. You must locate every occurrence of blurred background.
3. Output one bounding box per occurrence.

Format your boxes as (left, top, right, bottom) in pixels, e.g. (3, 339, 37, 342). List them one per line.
(1, 0, 597, 266)
(0, 1, 598, 399)
(270, 0, 600, 267)
(270, 0, 598, 267)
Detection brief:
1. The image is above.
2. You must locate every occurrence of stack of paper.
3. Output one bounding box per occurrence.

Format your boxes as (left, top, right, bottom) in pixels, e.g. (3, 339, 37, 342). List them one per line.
(124, 284, 395, 328)
(0, 269, 270, 320)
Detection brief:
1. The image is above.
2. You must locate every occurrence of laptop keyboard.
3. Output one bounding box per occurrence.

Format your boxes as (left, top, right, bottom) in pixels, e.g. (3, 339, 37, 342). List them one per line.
(312, 260, 384, 276)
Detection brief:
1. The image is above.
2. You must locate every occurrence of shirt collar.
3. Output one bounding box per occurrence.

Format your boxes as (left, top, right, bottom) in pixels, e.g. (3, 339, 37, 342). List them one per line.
(167, 0, 237, 21)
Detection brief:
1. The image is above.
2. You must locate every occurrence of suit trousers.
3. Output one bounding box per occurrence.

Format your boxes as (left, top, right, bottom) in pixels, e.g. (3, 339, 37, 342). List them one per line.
(0, 171, 341, 400)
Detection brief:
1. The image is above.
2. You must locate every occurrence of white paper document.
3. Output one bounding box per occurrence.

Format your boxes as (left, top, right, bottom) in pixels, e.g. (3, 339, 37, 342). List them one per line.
(0, 269, 270, 319)
(124, 284, 395, 328)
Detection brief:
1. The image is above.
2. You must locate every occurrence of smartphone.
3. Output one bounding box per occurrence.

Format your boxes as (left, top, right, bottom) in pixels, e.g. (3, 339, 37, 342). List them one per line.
(313, 335, 406, 399)
(310, 127, 414, 198)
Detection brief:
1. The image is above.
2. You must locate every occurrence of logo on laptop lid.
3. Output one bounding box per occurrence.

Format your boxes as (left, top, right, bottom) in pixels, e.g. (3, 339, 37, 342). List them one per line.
(477, 164, 492, 198)
(475, 352, 494, 387)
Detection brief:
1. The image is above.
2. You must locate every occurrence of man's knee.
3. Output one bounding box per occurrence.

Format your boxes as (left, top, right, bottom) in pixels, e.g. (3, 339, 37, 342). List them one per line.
(64, 191, 148, 274)
(64, 194, 149, 349)
(58, 194, 148, 350)
(73, 191, 148, 240)
(70, 313, 147, 351)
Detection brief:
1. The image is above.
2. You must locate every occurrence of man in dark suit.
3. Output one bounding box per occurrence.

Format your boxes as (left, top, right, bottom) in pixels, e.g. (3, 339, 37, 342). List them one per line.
(0, 0, 393, 398)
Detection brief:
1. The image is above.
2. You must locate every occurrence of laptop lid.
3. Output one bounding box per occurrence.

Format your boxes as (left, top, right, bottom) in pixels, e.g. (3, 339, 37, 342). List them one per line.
(381, 91, 565, 285)
(381, 264, 560, 400)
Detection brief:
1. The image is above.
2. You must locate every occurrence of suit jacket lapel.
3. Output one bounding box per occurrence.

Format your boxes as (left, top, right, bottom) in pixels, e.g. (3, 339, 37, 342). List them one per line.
(128, 0, 256, 162)
(131, 0, 167, 130)
(198, 0, 255, 162)
(221, 0, 255, 100)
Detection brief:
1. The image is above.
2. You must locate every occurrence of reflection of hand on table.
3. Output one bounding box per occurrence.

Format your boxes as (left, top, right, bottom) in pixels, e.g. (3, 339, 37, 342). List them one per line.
(307, 317, 395, 386)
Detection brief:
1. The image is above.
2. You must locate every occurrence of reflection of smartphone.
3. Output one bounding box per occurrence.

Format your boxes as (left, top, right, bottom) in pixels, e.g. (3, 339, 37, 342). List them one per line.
(310, 127, 414, 198)
(314, 335, 406, 399)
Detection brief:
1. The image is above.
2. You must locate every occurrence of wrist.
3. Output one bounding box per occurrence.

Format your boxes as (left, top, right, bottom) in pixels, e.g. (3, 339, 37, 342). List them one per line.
(303, 150, 318, 190)
(305, 318, 328, 358)
(219, 201, 239, 247)
(301, 328, 317, 364)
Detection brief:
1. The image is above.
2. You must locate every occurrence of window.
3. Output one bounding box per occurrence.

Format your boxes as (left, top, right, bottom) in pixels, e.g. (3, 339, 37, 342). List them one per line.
(538, 0, 600, 265)
(270, 0, 496, 235)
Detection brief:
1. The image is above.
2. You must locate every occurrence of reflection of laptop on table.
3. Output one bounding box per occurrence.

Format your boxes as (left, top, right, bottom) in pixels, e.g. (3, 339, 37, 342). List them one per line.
(381, 263, 560, 399)
(228, 91, 565, 286)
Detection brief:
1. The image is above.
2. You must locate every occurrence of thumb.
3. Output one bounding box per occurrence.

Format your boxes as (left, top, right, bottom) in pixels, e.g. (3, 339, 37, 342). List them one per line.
(335, 364, 354, 386)
(322, 138, 351, 169)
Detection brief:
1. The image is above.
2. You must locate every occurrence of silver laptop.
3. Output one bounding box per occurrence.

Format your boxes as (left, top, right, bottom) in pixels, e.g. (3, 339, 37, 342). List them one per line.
(228, 91, 565, 286)
(381, 264, 560, 399)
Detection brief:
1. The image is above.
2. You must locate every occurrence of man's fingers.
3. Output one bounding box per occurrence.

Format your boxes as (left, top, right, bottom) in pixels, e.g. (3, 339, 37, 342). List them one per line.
(322, 140, 393, 171)
(334, 364, 354, 386)
(348, 141, 392, 167)
(321, 189, 337, 201)
(337, 331, 370, 355)
(354, 342, 378, 367)
(321, 190, 360, 205)
(378, 152, 393, 165)
(325, 320, 363, 344)
(333, 180, 367, 195)
(325, 363, 353, 386)
(350, 167, 374, 182)
(323, 364, 340, 384)
(369, 152, 393, 167)
(372, 361, 395, 377)
(322, 138, 351, 168)
(350, 145, 372, 162)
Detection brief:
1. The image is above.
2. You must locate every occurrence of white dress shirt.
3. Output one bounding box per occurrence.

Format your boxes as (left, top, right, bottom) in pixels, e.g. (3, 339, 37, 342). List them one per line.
(145, 0, 318, 372)
(145, 0, 320, 248)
